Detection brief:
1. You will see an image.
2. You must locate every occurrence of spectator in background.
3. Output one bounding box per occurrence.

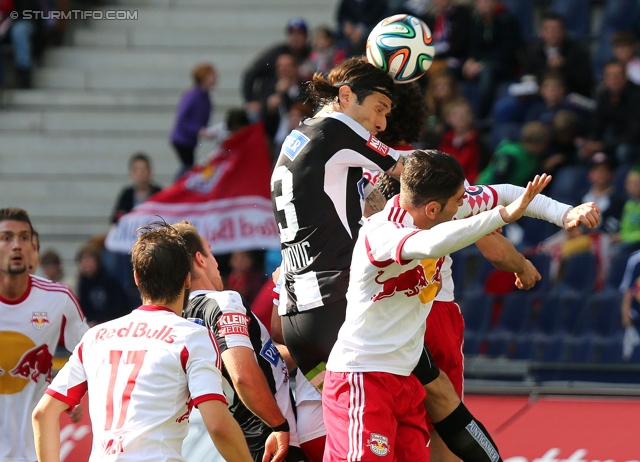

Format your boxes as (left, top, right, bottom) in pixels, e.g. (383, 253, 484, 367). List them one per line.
(524, 71, 584, 128)
(422, 0, 472, 76)
(620, 249, 640, 332)
(1, 0, 41, 88)
(260, 53, 304, 146)
(581, 152, 626, 234)
(544, 109, 582, 175)
(111, 152, 162, 224)
(523, 12, 593, 97)
(461, 0, 523, 119)
(612, 166, 640, 255)
(75, 243, 132, 327)
(577, 59, 640, 166)
(336, 0, 389, 56)
(225, 251, 266, 306)
(28, 228, 39, 274)
(438, 97, 486, 183)
(610, 30, 640, 85)
(300, 25, 348, 80)
(421, 71, 462, 147)
(242, 17, 311, 119)
(272, 101, 314, 158)
(476, 121, 549, 186)
(170, 62, 217, 174)
(40, 248, 76, 291)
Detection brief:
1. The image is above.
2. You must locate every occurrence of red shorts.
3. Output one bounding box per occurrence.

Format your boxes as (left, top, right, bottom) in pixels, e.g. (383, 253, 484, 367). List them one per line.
(424, 300, 465, 430)
(323, 371, 429, 461)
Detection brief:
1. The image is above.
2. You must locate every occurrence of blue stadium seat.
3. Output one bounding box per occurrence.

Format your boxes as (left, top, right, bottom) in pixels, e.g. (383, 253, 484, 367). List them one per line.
(510, 334, 536, 360)
(565, 335, 596, 363)
(463, 332, 483, 356)
(493, 291, 532, 334)
(547, 165, 589, 206)
(576, 290, 623, 337)
(502, 0, 535, 39)
(460, 291, 494, 335)
(555, 252, 597, 293)
(527, 253, 552, 293)
(518, 217, 556, 250)
(549, 0, 591, 39)
(485, 332, 511, 357)
(594, 335, 624, 363)
(539, 335, 566, 362)
(533, 289, 586, 335)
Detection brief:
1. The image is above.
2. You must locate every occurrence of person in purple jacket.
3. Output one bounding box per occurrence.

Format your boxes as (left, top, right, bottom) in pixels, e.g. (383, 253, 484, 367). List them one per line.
(170, 62, 217, 174)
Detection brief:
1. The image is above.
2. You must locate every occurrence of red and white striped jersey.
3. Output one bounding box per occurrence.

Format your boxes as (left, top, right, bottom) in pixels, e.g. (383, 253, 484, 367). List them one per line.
(46, 305, 226, 462)
(0, 275, 87, 462)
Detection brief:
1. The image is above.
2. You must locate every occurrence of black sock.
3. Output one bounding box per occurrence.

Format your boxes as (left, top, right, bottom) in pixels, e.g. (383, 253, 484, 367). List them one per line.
(432, 402, 502, 462)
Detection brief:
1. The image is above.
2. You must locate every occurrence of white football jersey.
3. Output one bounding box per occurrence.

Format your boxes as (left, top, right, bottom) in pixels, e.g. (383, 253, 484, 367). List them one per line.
(327, 196, 505, 376)
(46, 305, 226, 462)
(0, 275, 88, 462)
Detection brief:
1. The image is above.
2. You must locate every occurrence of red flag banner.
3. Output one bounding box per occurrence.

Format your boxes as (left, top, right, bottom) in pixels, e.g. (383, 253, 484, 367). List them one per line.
(105, 122, 279, 254)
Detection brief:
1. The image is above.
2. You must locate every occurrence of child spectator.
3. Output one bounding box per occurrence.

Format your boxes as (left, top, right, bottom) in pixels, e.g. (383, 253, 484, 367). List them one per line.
(611, 30, 640, 86)
(615, 167, 640, 249)
(524, 71, 585, 128)
(299, 26, 348, 79)
(40, 249, 76, 292)
(581, 152, 626, 234)
(476, 121, 549, 186)
(545, 110, 581, 175)
(75, 243, 132, 327)
(170, 62, 217, 173)
(111, 152, 162, 224)
(438, 97, 486, 183)
(421, 71, 462, 147)
(225, 251, 266, 306)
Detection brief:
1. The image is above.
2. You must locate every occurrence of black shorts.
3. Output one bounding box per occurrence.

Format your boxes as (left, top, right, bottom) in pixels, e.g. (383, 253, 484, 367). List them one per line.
(281, 299, 347, 376)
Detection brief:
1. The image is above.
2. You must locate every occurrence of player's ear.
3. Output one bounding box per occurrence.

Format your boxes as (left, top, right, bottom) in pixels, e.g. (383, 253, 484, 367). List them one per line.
(184, 272, 191, 290)
(195, 251, 206, 268)
(133, 270, 140, 288)
(424, 200, 441, 219)
(337, 85, 353, 107)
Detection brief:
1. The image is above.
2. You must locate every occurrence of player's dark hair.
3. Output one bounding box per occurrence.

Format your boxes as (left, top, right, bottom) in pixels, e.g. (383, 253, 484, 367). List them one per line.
(32, 229, 40, 252)
(0, 207, 34, 235)
(376, 82, 426, 146)
(132, 221, 191, 304)
(172, 221, 207, 262)
(541, 11, 565, 27)
(376, 173, 401, 201)
(401, 149, 465, 209)
(129, 151, 151, 170)
(306, 56, 395, 109)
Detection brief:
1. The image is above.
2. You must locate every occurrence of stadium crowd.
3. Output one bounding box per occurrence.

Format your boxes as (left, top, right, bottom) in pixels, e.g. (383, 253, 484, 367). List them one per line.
(2, 0, 640, 461)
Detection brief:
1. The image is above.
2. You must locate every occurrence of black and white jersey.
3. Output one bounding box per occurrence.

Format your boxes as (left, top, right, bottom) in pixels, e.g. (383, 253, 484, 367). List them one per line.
(271, 111, 399, 314)
(184, 290, 299, 453)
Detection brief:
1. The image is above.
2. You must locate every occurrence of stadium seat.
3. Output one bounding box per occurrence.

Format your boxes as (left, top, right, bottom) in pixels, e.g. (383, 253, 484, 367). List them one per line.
(555, 252, 597, 293)
(539, 335, 566, 362)
(460, 291, 494, 335)
(493, 291, 532, 334)
(510, 334, 536, 360)
(463, 332, 483, 356)
(565, 335, 596, 363)
(549, 0, 590, 39)
(534, 289, 586, 335)
(502, 0, 534, 39)
(594, 334, 624, 363)
(547, 164, 589, 206)
(576, 290, 623, 337)
(527, 253, 552, 293)
(517, 217, 556, 250)
(485, 332, 511, 357)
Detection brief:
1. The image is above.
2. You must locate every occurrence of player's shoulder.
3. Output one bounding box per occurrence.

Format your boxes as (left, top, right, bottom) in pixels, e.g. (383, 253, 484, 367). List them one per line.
(29, 275, 77, 301)
(191, 290, 247, 313)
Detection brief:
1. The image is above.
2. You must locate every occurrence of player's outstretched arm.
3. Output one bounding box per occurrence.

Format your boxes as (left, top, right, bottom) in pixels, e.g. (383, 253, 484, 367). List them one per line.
(32, 394, 69, 462)
(199, 399, 253, 462)
(563, 202, 601, 229)
(499, 174, 552, 224)
(475, 234, 542, 290)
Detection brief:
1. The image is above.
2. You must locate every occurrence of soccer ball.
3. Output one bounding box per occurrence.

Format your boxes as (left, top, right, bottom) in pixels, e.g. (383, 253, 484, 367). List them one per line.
(366, 14, 435, 83)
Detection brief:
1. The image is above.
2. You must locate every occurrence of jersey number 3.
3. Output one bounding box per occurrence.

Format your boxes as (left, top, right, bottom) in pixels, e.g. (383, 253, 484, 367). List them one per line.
(271, 165, 299, 243)
(105, 350, 147, 431)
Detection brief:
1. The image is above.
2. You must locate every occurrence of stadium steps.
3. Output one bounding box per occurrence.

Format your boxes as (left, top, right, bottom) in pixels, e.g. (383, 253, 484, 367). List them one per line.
(0, 0, 339, 276)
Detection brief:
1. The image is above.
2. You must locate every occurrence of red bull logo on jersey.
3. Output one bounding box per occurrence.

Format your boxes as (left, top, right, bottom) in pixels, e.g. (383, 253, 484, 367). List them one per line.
(371, 265, 428, 302)
(368, 433, 390, 456)
(366, 135, 390, 157)
(31, 312, 50, 330)
(10, 344, 53, 384)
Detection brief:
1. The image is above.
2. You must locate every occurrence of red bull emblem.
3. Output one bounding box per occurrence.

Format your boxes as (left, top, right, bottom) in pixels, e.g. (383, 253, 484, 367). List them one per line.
(31, 312, 50, 330)
(371, 265, 428, 302)
(368, 433, 390, 456)
(10, 344, 54, 383)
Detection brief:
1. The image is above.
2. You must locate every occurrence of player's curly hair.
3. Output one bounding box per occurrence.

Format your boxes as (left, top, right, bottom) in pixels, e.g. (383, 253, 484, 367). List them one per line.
(132, 220, 191, 304)
(306, 56, 395, 109)
(376, 81, 427, 146)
